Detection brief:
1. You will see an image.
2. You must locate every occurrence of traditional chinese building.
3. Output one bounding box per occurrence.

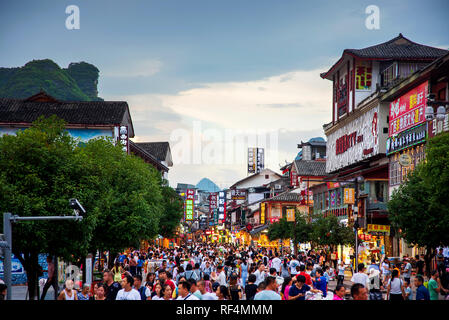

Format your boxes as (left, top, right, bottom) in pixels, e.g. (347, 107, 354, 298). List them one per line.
(380, 51, 449, 257)
(320, 34, 448, 258)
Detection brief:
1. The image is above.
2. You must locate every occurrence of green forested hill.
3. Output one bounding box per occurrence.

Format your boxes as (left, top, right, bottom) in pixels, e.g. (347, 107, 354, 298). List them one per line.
(0, 59, 103, 101)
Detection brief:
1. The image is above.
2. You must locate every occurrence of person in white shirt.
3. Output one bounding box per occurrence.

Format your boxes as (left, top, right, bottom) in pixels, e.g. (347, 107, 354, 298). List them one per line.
(116, 274, 141, 300)
(271, 254, 282, 274)
(176, 281, 200, 300)
(198, 280, 218, 300)
(351, 263, 369, 287)
(290, 257, 300, 276)
(254, 264, 266, 285)
(216, 266, 227, 286)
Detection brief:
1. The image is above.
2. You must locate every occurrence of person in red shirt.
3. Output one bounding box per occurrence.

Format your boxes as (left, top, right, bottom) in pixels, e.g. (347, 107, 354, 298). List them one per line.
(297, 265, 312, 286)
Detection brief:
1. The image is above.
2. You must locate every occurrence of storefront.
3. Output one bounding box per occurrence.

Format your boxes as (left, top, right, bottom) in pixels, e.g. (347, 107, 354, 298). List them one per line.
(356, 224, 391, 264)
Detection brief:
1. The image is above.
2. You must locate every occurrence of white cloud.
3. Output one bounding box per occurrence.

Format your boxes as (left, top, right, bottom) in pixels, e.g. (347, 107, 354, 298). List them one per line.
(113, 67, 332, 186)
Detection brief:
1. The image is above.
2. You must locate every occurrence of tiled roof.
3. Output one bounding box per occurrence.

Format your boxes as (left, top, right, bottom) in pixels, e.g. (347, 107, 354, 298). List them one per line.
(345, 34, 448, 60)
(321, 34, 448, 79)
(135, 142, 170, 162)
(267, 192, 301, 202)
(294, 160, 327, 176)
(0, 96, 129, 126)
(129, 140, 168, 172)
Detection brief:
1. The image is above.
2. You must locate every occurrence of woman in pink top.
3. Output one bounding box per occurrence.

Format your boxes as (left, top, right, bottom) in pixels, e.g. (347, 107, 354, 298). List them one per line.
(281, 276, 293, 300)
(333, 284, 346, 300)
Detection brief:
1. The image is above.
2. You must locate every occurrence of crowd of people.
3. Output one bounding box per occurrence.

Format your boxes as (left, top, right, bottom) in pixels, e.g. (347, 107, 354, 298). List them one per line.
(47, 243, 449, 301)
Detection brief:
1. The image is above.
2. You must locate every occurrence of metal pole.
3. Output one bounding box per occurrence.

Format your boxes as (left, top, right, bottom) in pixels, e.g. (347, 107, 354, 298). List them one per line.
(3, 212, 12, 300)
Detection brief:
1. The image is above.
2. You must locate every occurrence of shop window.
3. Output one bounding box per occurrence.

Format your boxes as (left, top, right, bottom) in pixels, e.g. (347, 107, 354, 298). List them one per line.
(370, 181, 388, 203)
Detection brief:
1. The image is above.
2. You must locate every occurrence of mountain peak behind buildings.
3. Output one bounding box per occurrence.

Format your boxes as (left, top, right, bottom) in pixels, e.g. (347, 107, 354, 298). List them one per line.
(196, 178, 221, 193)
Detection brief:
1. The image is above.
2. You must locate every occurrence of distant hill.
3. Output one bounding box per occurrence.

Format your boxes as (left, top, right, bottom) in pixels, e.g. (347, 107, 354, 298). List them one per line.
(0, 59, 103, 101)
(196, 178, 221, 192)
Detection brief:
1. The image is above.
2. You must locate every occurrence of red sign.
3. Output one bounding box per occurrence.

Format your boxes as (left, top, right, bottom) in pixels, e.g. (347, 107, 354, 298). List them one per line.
(336, 132, 363, 155)
(290, 170, 299, 187)
(389, 81, 428, 136)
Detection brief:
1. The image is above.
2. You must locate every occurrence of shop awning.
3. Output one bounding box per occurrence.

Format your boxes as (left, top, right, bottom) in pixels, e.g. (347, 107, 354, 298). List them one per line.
(250, 224, 269, 235)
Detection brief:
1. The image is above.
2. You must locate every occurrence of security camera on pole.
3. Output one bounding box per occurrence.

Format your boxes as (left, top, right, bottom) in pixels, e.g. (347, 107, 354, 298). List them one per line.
(1, 198, 84, 300)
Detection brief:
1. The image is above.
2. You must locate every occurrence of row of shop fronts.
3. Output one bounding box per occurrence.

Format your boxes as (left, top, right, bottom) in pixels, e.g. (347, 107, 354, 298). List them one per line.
(314, 34, 449, 263)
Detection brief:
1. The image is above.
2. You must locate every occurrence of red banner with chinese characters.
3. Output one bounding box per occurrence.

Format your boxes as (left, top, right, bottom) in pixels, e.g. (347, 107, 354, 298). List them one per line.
(290, 170, 299, 187)
(389, 81, 428, 137)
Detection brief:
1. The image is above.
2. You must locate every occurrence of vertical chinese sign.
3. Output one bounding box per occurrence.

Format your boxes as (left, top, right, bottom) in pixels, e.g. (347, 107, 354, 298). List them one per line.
(286, 208, 295, 222)
(290, 169, 299, 187)
(344, 188, 355, 204)
(248, 148, 256, 174)
(260, 203, 266, 225)
(248, 148, 265, 174)
(185, 189, 195, 221)
(209, 192, 218, 226)
(355, 60, 372, 90)
(218, 191, 226, 224)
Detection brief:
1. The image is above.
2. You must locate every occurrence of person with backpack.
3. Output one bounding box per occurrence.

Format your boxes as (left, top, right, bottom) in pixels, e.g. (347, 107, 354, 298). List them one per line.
(192, 263, 203, 281)
(133, 275, 151, 300)
(184, 264, 198, 281)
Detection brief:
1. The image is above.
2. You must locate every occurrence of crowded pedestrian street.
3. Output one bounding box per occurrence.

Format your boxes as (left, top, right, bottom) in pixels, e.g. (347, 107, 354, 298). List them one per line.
(1, 1, 449, 312)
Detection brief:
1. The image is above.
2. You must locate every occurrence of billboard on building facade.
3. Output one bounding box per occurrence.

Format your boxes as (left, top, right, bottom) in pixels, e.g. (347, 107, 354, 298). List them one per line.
(386, 123, 426, 155)
(326, 106, 386, 173)
(389, 81, 428, 137)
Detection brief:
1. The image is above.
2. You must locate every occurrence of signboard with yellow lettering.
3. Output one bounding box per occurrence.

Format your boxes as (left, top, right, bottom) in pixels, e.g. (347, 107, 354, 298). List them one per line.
(344, 188, 355, 204)
(367, 224, 390, 236)
(260, 203, 266, 225)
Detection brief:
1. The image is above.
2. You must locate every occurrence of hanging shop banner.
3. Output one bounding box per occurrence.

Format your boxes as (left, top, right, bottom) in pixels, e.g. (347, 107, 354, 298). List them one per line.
(286, 208, 295, 222)
(389, 81, 428, 137)
(231, 189, 247, 200)
(248, 148, 257, 174)
(185, 199, 194, 221)
(344, 188, 355, 204)
(386, 123, 426, 155)
(290, 170, 299, 187)
(218, 191, 226, 222)
(355, 60, 372, 90)
(260, 203, 266, 225)
(256, 148, 265, 173)
(367, 224, 391, 236)
(428, 112, 449, 138)
(209, 192, 218, 220)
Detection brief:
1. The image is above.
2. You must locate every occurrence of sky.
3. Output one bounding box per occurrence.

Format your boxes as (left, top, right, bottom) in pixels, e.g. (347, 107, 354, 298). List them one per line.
(1, 0, 448, 188)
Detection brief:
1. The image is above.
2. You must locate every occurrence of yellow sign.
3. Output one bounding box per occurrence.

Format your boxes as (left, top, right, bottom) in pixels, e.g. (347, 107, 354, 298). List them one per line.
(344, 188, 355, 204)
(260, 203, 266, 225)
(367, 224, 391, 235)
(286, 208, 295, 222)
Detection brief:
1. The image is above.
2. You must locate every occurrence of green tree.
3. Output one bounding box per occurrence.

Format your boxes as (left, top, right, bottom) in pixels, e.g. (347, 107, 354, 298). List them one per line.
(0, 116, 174, 298)
(310, 213, 354, 252)
(0, 116, 96, 299)
(78, 138, 165, 268)
(388, 131, 449, 277)
(268, 209, 312, 255)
